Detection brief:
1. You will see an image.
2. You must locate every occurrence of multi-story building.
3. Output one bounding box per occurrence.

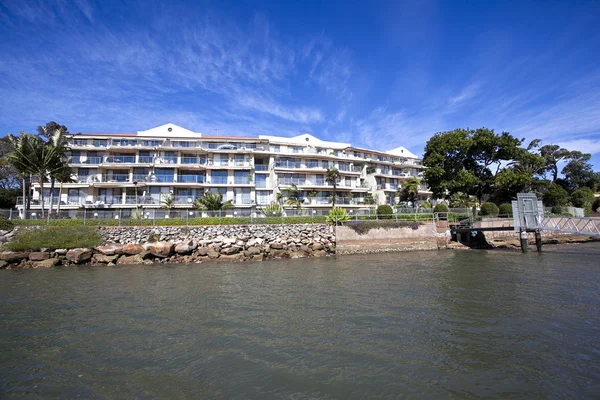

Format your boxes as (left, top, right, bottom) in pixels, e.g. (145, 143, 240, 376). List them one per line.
(22, 123, 431, 217)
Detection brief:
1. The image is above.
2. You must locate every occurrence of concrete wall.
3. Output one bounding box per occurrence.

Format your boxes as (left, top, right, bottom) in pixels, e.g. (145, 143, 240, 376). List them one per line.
(336, 222, 439, 254)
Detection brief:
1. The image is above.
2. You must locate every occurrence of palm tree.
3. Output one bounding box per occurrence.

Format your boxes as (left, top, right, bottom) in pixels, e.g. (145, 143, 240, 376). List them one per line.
(397, 177, 420, 207)
(45, 128, 72, 219)
(326, 167, 341, 207)
(160, 193, 175, 217)
(6, 132, 35, 217)
(193, 191, 233, 212)
(54, 167, 75, 216)
(283, 183, 302, 210)
(260, 201, 282, 217)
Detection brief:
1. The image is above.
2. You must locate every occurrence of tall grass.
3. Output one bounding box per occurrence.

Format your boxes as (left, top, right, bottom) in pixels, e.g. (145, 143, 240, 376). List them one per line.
(3, 227, 102, 251)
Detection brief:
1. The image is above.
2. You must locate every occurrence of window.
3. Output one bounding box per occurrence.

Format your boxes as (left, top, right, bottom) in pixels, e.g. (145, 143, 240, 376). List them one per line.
(255, 174, 267, 188)
(155, 168, 175, 183)
(92, 139, 107, 147)
(72, 139, 87, 146)
(255, 190, 271, 205)
(271, 145, 280, 153)
(234, 171, 249, 184)
(315, 174, 324, 185)
(211, 170, 228, 184)
(292, 146, 303, 153)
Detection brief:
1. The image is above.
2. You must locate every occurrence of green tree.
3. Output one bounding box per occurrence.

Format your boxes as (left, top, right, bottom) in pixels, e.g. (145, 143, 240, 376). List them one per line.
(423, 128, 522, 202)
(37, 121, 68, 140)
(260, 201, 283, 217)
(542, 182, 570, 207)
(397, 177, 419, 206)
(160, 193, 175, 217)
(325, 167, 341, 207)
(193, 191, 233, 211)
(560, 152, 597, 192)
(283, 183, 302, 210)
(570, 187, 595, 209)
(6, 132, 37, 216)
(539, 144, 572, 181)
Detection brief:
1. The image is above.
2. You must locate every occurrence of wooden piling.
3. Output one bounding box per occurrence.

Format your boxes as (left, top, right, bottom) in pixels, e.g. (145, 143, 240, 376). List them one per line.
(520, 229, 528, 253)
(535, 230, 542, 252)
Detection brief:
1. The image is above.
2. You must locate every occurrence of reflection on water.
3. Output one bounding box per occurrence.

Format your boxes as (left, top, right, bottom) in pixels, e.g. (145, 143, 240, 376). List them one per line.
(1, 243, 599, 398)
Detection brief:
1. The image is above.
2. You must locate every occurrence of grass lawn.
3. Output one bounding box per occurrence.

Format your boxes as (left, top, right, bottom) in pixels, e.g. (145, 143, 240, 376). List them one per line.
(2, 226, 103, 251)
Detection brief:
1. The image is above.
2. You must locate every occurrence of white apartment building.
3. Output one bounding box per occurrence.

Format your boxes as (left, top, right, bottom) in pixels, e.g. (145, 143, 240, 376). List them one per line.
(24, 123, 431, 216)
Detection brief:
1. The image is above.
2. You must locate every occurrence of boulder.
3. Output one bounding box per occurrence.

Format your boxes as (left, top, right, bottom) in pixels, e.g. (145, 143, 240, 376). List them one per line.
(269, 249, 290, 259)
(0, 260, 8, 269)
(221, 245, 241, 255)
(66, 248, 93, 264)
(55, 248, 68, 255)
(92, 253, 119, 264)
(289, 250, 309, 258)
(207, 247, 220, 259)
(216, 253, 244, 261)
(28, 252, 50, 261)
(122, 243, 144, 255)
(35, 258, 59, 268)
(270, 242, 284, 249)
(95, 243, 124, 256)
(251, 254, 264, 262)
(245, 246, 261, 256)
(174, 241, 196, 255)
(312, 243, 324, 250)
(195, 246, 209, 256)
(117, 254, 144, 264)
(0, 251, 30, 263)
(312, 250, 328, 257)
(148, 241, 174, 258)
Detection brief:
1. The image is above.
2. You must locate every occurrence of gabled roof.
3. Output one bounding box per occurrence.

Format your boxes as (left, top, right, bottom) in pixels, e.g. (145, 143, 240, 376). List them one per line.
(384, 146, 418, 159)
(137, 123, 201, 138)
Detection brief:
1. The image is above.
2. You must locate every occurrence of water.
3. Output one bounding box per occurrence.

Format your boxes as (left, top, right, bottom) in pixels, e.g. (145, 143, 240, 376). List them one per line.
(1, 244, 599, 399)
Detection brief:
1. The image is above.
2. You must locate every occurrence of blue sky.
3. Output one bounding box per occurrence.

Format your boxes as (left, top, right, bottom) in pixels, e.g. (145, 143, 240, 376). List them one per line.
(1, 0, 599, 168)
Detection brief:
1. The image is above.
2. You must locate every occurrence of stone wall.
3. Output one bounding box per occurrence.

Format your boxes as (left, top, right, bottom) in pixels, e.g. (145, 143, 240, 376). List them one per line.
(336, 222, 443, 254)
(0, 224, 336, 268)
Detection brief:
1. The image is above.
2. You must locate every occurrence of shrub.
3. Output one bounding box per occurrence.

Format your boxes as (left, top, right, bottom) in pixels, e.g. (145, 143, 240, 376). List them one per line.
(480, 202, 499, 217)
(551, 205, 563, 214)
(593, 198, 600, 212)
(326, 207, 351, 224)
(498, 203, 512, 216)
(3, 226, 102, 251)
(433, 203, 449, 213)
(376, 204, 394, 219)
(570, 187, 595, 208)
(0, 217, 14, 231)
(421, 200, 432, 209)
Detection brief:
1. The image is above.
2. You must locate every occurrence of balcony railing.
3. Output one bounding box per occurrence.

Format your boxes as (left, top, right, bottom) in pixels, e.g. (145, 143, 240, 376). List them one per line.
(178, 175, 206, 184)
(275, 161, 302, 169)
(104, 156, 136, 164)
(181, 157, 207, 165)
(69, 157, 103, 165)
(351, 166, 363, 172)
(101, 174, 130, 183)
(137, 156, 154, 163)
(254, 164, 269, 171)
(305, 162, 320, 168)
(212, 161, 230, 167)
(211, 177, 228, 184)
(234, 178, 251, 185)
(154, 175, 175, 183)
(156, 156, 178, 164)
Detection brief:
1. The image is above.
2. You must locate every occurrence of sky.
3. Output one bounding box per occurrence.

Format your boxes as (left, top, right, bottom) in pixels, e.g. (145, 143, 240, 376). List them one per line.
(1, 0, 599, 168)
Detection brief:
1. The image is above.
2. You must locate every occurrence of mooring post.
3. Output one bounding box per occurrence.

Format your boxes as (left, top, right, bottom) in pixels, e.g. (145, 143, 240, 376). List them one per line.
(520, 228, 528, 253)
(535, 230, 542, 252)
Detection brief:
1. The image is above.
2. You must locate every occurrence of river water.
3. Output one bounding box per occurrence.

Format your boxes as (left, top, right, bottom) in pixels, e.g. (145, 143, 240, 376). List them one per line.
(1, 243, 599, 399)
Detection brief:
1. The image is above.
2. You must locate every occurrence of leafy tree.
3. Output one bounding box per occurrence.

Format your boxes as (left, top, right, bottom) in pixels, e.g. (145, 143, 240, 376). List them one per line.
(6, 132, 37, 216)
(448, 192, 476, 208)
(542, 182, 570, 207)
(592, 198, 600, 213)
(560, 152, 597, 192)
(498, 203, 513, 215)
(325, 167, 341, 207)
(570, 187, 595, 208)
(433, 203, 449, 213)
(376, 204, 393, 218)
(480, 202, 499, 217)
(539, 144, 572, 181)
(423, 128, 522, 202)
(397, 177, 419, 206)
(193, 191, 233, 211)
(37, 121, 68, 140)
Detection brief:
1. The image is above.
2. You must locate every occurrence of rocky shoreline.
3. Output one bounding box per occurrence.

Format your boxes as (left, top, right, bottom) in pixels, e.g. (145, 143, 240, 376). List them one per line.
(0, 224, 336, 269)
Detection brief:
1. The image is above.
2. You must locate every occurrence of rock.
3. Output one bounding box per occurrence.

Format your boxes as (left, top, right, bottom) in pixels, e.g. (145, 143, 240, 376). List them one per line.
(117, 254, 144, 264)
(312, 243, 324, 250)
(55, 248, 68, 255)
(251, 254, 264, 262)
(269, 249, 290, 259)
(28, 252, 50, 261)
(0, 251, 30, 263)
(175, 241, 195, 255)
(270, 242, 284, 249)
(216, 253, 244, 261)
(148, 241, 174, 258)
(92, 253, 119, 264)
(35, 258, 59, 268)
(0, 260, 8, 269)
(195, 246, 209, 256)
(122, 243, 144, 255)
(312, 250, 327, 257)
(207, 247, 220, 259)
(95, 243, 124, 256)
(289, 250, 309, 258)
(66, 248, 93, 264)
(245, 246, 261, 256)
(221, 245, 241, 255)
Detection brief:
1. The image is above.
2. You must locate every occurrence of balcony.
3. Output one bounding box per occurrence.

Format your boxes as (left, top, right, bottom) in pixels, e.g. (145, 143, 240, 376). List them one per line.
(70, 157, 103, 165)
(352, 166, 363, 172)
(211, 177, 228, 184)
(137, 156, 154, 163)
(275, 161, 302, 169)
(181, 157, 207, 165)
(234, 178, 252, 185)
(211, 161, 230, 167)
(154, 175, 175, 183)
(104, 156, 136, 164)
(178, 175, 206, 184)
(254, 164, 269, 171)
(101, 174, 130, 183)
(155, 156, 178, 165)
(305, 161, 320, 169)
